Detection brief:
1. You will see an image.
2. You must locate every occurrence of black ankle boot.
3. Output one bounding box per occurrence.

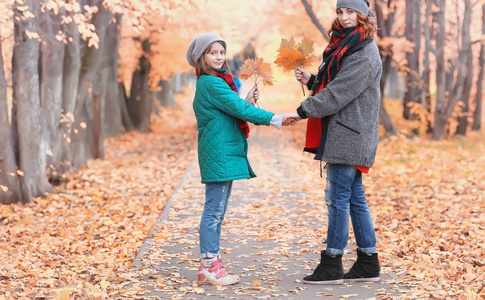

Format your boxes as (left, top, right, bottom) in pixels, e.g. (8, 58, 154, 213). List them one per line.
(343, 250, 380, 282)
(302, 250, 343, 285)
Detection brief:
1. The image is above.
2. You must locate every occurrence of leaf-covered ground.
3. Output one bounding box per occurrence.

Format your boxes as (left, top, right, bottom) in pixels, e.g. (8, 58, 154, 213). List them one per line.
(0, 91, 484, 299)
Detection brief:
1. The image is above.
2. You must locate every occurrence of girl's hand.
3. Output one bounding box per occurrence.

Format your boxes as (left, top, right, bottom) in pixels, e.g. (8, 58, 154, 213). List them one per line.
(284, 112, 302, 126)
(245, 85, 259, 104)
(295, 67, 310, 85)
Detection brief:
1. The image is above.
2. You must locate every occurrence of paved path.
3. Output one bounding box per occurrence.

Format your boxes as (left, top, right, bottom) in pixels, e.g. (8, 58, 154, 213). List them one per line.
(130, 126, 407, 299)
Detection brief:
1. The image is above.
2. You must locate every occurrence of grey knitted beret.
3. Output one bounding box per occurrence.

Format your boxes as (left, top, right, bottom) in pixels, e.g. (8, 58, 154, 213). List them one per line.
(186, 33, 227, 67)
(336, 0, 370, 15)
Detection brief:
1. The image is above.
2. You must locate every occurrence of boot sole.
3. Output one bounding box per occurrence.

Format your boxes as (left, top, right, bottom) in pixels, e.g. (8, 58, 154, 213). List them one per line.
(344, 276, 380, 282)
(302, 279, 344, 285)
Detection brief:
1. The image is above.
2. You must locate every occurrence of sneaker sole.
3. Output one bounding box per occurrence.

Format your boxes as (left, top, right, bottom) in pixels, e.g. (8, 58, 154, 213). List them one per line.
(344, 277, 380, 282)
(302, 279, 344, 285)
(198, 279, 240, 286)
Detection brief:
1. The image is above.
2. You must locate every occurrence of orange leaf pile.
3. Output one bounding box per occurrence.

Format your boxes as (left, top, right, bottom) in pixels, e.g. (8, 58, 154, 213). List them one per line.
(238, 57, 275, 87)
(274, 37, 319, 72)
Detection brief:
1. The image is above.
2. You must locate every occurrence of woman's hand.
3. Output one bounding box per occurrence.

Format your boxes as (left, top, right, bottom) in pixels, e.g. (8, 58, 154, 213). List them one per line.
(284, 112, 302, 126)
(245, 85, 259, 104)
(294, 67, 310, 85)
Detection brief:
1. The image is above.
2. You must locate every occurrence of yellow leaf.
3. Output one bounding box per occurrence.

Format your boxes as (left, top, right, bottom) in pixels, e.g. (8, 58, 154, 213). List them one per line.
(0, 185, 8, 192)
(280, 37, 297, 50)
(54, 289, 72, 300)
(100, 280, 110, 289)
(297, 37, 315, 56)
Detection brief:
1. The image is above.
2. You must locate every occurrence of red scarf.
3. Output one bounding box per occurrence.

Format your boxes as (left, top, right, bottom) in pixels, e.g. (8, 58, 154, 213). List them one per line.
(204, 69, 250, 138)
(305, 26, 367, 151)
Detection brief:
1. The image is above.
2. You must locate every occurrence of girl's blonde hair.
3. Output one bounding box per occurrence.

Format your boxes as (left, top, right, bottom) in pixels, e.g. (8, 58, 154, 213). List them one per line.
(328, 12, 377, 38)
(195, 42, 230, 77)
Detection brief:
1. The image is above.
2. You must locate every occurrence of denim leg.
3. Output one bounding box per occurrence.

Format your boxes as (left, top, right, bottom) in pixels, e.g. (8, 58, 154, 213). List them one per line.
(215, 181, 232, 247)
(325, 164, 357, 256)
(349, 172, 377, 254)
(200, 181, 233, 257)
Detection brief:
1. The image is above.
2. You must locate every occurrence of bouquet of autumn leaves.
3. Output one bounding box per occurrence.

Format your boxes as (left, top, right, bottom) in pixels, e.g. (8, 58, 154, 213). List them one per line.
(237, 36, 317, 103)
(274, 37, 318, 95)
(237, 58, 275, 106)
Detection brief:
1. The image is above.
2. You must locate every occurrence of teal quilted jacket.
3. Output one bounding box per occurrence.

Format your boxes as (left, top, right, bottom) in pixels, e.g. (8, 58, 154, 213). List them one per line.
(193, 74, 274, 183)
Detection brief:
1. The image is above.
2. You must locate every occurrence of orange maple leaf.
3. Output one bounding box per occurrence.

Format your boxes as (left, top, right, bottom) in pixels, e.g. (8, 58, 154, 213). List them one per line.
(274, 37, 319, 95)
(238, 58, 275, 87)
(274, 37, 318, 73)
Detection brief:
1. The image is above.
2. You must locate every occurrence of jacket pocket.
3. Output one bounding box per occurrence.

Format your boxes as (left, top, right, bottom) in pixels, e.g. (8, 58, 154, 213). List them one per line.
(336, 121, 361, 135)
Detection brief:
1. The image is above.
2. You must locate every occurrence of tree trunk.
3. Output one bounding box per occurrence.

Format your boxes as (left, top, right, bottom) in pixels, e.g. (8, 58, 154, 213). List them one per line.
(91, 73, 107, 160)
(375, 0, 399, 135)
(171, 73, 183, 94)
(0, 41, 22, 204)
(403, 0, 422, 120)
(59, 4, 82, 175)
(12, 0, 53, 202)
(71, 1, 111, 168)
(119, 81, 135, 132)
(158, 80, 176, 107)
(126, 39, 152, 133)
(455, 0, 473, 136)
(432, 0, 448, 140)
(472, 5, 485, 131)
(380, 54, 399, 135)
(38, 3, 66, 178)
(423, 0, 433, 133)
(103, 14, 124, 138)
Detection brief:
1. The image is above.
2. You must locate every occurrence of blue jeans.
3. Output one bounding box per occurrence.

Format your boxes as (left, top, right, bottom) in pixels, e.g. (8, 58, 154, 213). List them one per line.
(200, 181, 233, 258)
(324, 164, 376, 256)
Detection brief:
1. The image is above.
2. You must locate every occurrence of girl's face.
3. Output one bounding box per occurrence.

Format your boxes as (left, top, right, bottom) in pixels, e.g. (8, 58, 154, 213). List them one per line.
(204, 42, 226, 70)
(337, 7, 358, 28)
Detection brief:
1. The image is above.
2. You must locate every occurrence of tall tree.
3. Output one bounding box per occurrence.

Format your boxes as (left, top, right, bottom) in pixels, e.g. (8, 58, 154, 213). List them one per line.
(12, 0, 53, 202)
(472, 4, 484, 131)
(103, 13, 124, 138)
(432, 0, 448, 140)
(38, 1, 66, 178)
(422, 0, 434, 133)
(126, 39, 152, 132)
(71, 1, 112, 167)
(403, 0, 422, 120)
(375, 0, 399, 135)
(455, 0, 473, 136)
(0, 40, 22, 204)
(59, 0, 82, 175)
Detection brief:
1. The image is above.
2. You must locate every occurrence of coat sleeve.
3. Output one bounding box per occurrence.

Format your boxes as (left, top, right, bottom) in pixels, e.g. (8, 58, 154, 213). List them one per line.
(300, 54, 373, 118)
(204, 77, 273, 125)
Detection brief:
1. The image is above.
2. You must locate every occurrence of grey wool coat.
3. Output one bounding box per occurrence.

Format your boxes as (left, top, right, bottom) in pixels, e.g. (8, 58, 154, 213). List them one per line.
(299, 40, 382, 168)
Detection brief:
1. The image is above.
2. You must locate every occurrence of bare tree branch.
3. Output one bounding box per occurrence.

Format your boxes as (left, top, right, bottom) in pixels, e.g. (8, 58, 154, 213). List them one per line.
(300, 0, 330, 41)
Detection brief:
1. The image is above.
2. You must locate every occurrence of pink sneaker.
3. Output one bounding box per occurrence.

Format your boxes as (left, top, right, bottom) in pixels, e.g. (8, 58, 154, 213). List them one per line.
(198, 255, 240, 285)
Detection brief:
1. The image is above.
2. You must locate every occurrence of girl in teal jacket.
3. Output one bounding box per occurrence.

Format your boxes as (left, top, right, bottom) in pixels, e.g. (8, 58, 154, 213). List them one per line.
(186, 33, 286, 285)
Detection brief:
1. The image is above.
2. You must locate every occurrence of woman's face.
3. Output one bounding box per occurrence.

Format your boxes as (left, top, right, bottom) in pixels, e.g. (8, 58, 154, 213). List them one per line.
(337, 7, 358, 28)
(204, 42, 226, 70)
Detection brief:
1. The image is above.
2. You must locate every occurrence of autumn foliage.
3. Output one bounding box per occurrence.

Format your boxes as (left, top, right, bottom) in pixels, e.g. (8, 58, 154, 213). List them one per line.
(238, 58, 275, 87)
(274, 37, 318, 73)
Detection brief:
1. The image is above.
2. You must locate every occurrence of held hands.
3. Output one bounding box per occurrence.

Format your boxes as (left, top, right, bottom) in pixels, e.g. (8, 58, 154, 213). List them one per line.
(245, 85, 259, 104)
(282, 112, 302, 126)
(294, 66, 310, 85)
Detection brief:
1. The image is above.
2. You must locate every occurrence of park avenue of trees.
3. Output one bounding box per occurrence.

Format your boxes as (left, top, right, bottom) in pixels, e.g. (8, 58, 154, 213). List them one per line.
(1, 0, 484, 204)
